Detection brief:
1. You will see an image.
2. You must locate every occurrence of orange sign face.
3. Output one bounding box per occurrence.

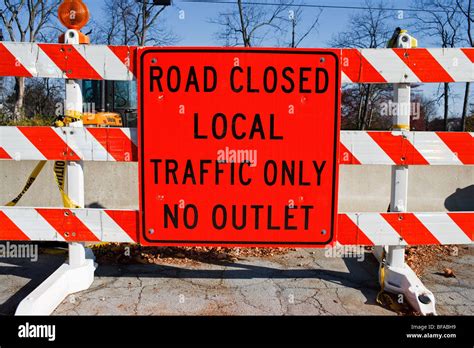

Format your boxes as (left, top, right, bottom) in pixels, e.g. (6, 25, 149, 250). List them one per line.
(138, 48, 341, 247)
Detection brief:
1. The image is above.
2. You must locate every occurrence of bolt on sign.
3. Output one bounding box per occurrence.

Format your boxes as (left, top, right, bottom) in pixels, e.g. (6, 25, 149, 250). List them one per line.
(138, 48, 341, 247)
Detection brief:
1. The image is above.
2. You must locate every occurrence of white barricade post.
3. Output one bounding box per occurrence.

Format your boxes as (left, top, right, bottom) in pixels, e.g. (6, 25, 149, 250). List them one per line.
(15, 26, 96, 315)
(0, 32, 472, 315)
(63, 28, 96, 273)
(379, 31, 436, 315)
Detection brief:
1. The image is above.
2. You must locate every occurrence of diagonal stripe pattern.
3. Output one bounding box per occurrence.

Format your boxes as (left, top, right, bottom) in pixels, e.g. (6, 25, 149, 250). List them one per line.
(0, 208, 471, 246)
(1, 43, 474, 83)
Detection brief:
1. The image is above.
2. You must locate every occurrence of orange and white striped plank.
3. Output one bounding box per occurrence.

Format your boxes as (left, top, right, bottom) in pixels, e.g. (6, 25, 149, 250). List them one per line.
(0, 208, 471, 246)
(0, 127, 137, 162)
(341, 48, 474, 83)
(0, 42, 136, 81)
(1, 43, 474, 83)
(0, 208, 138, 243)
(338, 212, 473, 246)
(1, 127, 471, 165)
(340, 131, 474, 165)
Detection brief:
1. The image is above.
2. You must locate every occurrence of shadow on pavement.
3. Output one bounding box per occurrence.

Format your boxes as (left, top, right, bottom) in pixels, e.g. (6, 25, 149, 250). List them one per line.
(0, 254, 66, 315)
(1, 249, 384, 315)
(95, 251, 382, 306)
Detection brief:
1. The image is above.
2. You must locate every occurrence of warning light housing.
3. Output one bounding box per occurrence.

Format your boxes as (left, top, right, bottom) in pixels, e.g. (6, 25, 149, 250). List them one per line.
(58, 0, 90, 30)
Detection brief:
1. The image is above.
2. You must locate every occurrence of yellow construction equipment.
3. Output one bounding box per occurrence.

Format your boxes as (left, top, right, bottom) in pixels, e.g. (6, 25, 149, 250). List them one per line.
(82, 112, 123, 127)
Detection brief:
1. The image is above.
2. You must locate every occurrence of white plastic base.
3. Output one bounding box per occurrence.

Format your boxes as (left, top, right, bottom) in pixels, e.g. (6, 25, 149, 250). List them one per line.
(15, 244, 96, 316)
(382, 262, 437, 315)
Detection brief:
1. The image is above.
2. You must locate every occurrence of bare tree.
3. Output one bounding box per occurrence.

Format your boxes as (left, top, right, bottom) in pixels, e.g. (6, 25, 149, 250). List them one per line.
(411, 93, 438, 130)
(93, 0, 177, 46)
(411, 0, 463, 130)
(456, 0, 473, 131)
(211, 0, 293, 47)
(23, 78, 62, 120)
(0, 0, 61, 121)
(330, 0, 392, 130)
(283, 6, 321, 48)
(341, 83, 394, 130)
(467, 105, 474, 130)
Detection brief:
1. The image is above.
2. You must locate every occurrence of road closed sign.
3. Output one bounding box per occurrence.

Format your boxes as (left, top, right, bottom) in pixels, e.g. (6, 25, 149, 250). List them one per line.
(138, 48, 340, 247)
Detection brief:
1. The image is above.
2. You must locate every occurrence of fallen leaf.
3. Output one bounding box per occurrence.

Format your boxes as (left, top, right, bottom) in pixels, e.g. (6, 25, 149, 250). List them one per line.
(443, 268, 456, 278)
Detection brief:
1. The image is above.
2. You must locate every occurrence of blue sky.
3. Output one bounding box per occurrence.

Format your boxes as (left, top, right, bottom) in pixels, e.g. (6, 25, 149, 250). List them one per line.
(84, 0, 415, 47)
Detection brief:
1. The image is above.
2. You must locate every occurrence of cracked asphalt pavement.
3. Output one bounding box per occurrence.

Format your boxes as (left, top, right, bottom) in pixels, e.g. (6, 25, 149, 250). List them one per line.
(0, 247, 472, 315)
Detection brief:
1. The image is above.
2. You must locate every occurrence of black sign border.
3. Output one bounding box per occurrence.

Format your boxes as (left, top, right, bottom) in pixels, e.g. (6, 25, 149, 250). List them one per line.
(139, 48, 340, 246)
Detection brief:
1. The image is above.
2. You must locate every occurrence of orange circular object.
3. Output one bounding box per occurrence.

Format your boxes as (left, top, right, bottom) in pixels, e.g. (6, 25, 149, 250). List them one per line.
(58, 0, 90, 30)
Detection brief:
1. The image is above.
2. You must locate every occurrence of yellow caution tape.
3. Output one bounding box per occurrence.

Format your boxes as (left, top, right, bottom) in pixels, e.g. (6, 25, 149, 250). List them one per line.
(376, 252, 387, 305)
(5, 108, 83, 208)
(392, 124, 410, 131)
(64, 110, 83, 125)
(53, 160, 80, 209)
(40, 247, 68, 255)
(90, 242, 112, 248)
(5, 161, 47, 206)
(376, 250, 406, 314)
(4, 161, 79, 209)
(54, 110, 82, 128)
(54, 119, 66, 127)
